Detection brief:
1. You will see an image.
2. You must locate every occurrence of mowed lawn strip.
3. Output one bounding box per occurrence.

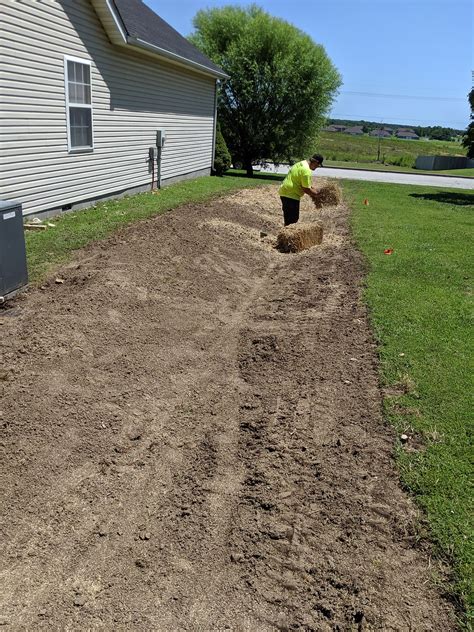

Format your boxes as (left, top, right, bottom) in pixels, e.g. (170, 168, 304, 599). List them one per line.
(25, 174, 272, 283)
(345, 179, 473, 620)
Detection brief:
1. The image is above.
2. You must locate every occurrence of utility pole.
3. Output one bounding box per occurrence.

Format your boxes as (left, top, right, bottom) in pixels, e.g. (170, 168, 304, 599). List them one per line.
(377, 118, 383, 162)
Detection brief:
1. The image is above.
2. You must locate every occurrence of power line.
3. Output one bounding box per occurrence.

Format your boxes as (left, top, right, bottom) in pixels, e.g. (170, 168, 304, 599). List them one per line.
(340, 91, 465, 102)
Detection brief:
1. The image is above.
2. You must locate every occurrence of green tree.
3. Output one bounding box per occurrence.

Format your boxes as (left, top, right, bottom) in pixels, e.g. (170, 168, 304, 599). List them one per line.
(429, 126, 453, 141)
(462, 89, 474, 158)
(190, 4, 341, 176)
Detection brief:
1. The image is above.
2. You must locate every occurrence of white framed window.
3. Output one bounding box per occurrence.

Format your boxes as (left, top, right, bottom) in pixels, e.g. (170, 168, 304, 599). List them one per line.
(64, 56, 94, 152)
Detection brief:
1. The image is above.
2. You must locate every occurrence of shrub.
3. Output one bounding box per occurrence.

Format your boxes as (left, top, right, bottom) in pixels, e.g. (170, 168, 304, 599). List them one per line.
(388, 155, 415, 168)
(213, 123, 231, 176)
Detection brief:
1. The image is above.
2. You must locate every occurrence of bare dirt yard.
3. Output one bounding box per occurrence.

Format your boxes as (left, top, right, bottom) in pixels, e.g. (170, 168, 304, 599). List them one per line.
(0, 185, 457, 630)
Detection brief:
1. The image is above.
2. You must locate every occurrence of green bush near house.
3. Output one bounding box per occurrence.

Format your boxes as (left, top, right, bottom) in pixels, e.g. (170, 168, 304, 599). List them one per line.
(213, 123, 232, 176)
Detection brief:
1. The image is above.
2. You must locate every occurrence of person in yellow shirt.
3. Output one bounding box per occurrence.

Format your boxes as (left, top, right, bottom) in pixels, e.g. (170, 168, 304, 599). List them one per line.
(279, 153, 324, 225)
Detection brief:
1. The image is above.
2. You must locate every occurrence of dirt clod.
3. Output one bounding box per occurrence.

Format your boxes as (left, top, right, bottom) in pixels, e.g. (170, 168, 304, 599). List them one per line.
(230, 553, 244, 563)
(135, 559, 148, 569)
(73, 596, 86, 607)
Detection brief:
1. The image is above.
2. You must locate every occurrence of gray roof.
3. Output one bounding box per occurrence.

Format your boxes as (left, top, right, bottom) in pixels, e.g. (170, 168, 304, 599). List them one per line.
(396, 130, 419, 137)
(112, 0, 225, 77)
(370, 130, 391, 137)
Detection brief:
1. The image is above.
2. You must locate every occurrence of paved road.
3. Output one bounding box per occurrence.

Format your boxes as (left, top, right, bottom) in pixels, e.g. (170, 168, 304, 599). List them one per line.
(261, 164, 474, 190)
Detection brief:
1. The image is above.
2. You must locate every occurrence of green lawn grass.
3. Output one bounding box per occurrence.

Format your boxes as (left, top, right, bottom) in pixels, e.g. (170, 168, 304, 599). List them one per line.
(345, 179, 473, 622)
(25, 174, 270, 283)
(318, 131, 467, 168)
(435, 168, 474, 177)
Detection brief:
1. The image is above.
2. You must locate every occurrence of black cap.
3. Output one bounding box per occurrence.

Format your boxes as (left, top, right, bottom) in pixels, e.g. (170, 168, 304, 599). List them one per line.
(310, 153, 324, 165)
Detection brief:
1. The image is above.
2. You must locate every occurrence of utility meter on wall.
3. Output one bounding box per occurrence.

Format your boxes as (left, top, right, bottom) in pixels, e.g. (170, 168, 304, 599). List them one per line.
(156, 129, 166, 147)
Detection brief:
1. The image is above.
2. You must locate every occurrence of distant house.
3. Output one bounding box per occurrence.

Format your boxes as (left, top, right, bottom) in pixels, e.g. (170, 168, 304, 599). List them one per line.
(0, 0, 228, 217)
(396, 129, 420, 140)
(324, 124, 347, 133)
(369, 129, 392, 138)
(345, 126, 364, 136)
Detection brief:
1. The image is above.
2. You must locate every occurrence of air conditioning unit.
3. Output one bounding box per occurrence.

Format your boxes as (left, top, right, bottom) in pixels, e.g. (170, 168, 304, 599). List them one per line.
(0, 200, 28, 302)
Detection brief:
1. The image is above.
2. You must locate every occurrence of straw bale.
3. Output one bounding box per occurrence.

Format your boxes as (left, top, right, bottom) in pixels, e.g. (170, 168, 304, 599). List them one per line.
(276, 221, 323, 253)
(312, 182, 343, 209)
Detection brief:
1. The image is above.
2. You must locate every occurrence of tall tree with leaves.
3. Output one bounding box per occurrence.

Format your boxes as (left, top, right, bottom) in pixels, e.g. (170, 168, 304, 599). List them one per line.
(462, 88, 474, 158)
(190, 5, 341, 176)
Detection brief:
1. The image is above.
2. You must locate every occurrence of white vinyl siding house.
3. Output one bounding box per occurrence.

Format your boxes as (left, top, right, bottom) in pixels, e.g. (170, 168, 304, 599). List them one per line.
(0, 0, 226, 216)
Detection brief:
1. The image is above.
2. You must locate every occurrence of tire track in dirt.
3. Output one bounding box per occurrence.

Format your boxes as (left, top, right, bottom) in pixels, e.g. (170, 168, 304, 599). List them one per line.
(223, 197, 455, 630)
(0, 194, 278, 629)
(0, 186, 457, 630)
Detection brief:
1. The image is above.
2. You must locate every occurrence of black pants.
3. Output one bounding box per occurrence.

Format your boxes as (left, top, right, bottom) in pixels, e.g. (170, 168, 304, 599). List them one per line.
(280, 196, 300, 226)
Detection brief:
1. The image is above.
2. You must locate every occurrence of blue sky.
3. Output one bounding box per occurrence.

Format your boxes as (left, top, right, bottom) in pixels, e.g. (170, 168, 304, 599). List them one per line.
(143, 0, 473, 130)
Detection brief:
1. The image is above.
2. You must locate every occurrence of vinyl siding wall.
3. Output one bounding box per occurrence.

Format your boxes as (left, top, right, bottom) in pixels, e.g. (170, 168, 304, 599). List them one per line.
(0, 0, 217, 215)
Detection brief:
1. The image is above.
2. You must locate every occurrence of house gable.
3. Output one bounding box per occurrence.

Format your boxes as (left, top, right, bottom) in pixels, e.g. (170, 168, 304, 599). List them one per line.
(90, 0, 228, 79)
(89, 0, 128, 45)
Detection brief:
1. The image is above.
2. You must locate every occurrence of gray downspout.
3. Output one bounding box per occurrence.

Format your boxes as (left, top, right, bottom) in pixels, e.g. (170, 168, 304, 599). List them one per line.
(157, 146, 162, 189)
(211, 79, 219, 173)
